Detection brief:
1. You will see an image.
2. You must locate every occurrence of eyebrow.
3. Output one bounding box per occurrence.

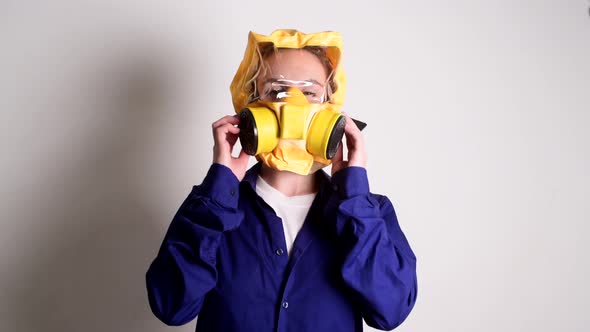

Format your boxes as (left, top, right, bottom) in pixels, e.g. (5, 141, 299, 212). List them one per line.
(262, 78, 325, 87)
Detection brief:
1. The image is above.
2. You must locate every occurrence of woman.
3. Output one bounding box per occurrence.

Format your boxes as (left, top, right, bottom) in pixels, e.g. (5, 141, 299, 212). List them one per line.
(146, 29, 418, 332)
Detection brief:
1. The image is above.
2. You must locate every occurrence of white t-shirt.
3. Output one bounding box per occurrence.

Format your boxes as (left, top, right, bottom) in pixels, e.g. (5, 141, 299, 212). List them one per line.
(256, 175, 317, 256)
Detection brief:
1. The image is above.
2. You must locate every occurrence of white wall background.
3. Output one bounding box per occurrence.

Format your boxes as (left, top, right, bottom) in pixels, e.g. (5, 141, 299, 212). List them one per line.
(1, 1, 589, 331)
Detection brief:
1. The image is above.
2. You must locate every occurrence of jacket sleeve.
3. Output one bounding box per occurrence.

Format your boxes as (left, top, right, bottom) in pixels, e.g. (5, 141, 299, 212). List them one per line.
(331, 167, 418, 331)
(145, 164, 243, 326)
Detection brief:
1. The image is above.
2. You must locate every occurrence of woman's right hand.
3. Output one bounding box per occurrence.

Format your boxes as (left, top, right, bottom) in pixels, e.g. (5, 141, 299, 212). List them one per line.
(212, 115, 250, 181)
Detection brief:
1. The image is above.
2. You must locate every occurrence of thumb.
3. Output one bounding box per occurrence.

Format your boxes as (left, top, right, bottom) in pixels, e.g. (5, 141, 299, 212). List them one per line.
(236, 149, 250, 165)
(331, 143, 346, 175)
(333, 143, 343, 162)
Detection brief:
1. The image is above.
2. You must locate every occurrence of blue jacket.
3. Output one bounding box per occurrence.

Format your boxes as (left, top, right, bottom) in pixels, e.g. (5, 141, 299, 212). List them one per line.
(146, 163, 417, 331)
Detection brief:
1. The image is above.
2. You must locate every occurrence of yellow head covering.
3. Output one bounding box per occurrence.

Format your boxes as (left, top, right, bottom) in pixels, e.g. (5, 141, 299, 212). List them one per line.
(230, 29, 347, 112)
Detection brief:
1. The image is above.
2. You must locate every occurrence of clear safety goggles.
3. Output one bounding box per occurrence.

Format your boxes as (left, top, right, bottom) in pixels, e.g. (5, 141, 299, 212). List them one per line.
(257, 78, 329, 104)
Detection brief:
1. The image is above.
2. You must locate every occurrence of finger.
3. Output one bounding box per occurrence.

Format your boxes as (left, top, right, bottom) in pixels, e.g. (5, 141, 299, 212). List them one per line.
(331, 143, 348, 175)
(226, 124, 240, 135)
(343, 115, 362, 140)
(344, 116, 365, 150)
(332, 142, 344, 163)
(214, 123, 240, 145)
(228, 125, 241, 147)
(212, 115, 240, 129)
(215, 123, 240, 136)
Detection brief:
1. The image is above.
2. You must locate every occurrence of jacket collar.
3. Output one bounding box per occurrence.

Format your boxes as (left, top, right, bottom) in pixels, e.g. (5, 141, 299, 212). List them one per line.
(241, 162, 333, 203)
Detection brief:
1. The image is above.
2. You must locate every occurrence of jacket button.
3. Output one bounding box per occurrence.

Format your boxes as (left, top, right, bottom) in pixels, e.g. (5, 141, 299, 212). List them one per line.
(282, 301, 289, 309)
(275, 248, 284, 256)
(230, 188, 236, 196)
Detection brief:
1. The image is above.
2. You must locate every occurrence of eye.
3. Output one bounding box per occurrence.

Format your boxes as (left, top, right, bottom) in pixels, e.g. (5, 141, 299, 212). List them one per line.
(269, 89, 284, 97)
(269, 88, 285, 95)
(263, 87, 290, 101)
(303, 90, 325, 103)
(264, 87, 285, 97)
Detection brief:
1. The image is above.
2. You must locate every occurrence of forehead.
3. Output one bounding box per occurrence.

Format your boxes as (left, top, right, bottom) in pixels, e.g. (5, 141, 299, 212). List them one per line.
(259, 48, 328, 82)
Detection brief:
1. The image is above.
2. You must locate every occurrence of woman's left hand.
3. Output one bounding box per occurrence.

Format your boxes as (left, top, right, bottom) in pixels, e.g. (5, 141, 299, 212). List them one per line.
(331, 114, 368, 176)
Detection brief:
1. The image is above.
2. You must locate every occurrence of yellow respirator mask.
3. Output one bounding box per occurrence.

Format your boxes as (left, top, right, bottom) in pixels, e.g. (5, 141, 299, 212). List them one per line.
(237, 86, 346, 173)
(230, 29, 356, 175)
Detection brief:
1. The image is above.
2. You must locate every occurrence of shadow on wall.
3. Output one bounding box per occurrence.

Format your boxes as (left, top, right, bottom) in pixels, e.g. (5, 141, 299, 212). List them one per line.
(10, 39, 201, 332)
